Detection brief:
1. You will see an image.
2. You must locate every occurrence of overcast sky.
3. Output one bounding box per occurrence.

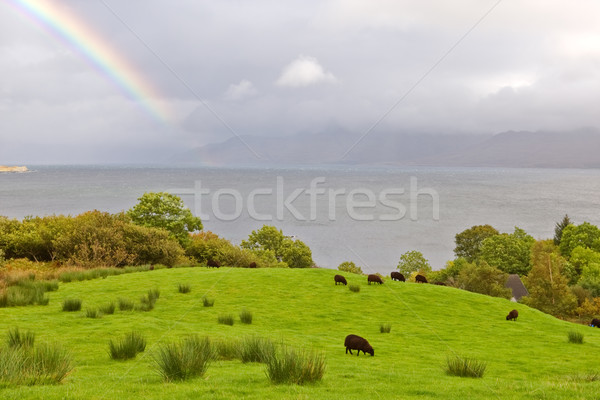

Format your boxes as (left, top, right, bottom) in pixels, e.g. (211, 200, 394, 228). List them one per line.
(1, 0, 600, 164)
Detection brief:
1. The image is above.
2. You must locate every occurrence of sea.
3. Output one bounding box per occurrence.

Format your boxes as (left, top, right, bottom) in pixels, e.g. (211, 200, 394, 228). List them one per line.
(1, 165, 599, 274)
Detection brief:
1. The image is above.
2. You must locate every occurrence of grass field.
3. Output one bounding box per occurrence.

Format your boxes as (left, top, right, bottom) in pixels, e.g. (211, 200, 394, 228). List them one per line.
(0, 267, 599, 399)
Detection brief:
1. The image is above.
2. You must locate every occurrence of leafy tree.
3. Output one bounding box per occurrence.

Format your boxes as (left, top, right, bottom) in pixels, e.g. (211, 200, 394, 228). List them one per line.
(456, 261, 511, 298)
(338, 261, 363, 275)
(559, 222, 600, 258)
(241, 225, 313, 268)
(570, 247, 600, 296)
(431, 258, 470, 286)
(454, 225, 499, 262)
(553, 214, 572, 245)
(396, 250, 432, 277)
(479, 227, 534, 276)
(523, 240, 577, 316)
(128, 192, 202, 245)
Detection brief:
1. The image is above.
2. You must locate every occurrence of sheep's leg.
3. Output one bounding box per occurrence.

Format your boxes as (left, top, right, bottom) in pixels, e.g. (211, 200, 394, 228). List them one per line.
(346, 348, 351, 355)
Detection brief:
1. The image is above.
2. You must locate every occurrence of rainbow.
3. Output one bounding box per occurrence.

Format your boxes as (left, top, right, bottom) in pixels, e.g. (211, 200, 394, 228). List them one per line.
(9, 0, 169, 122)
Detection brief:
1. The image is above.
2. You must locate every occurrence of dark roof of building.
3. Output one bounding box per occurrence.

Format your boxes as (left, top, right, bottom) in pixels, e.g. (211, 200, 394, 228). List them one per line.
(505, 274, 529, 300)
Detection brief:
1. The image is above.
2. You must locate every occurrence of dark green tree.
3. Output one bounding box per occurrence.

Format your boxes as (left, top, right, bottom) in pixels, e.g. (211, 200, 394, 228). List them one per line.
(241, 225, 314, 268)
(558, 222, 600, 258)
(454, 225, 499, 263)
(396, 250, 432, 277)
(456, 261, 511, 299)
(479, 227, 535, 276)
(553, 214, 572, 245)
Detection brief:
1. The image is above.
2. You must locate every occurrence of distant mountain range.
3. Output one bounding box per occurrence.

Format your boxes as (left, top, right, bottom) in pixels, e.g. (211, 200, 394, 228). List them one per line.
(175, 128, 600, 168)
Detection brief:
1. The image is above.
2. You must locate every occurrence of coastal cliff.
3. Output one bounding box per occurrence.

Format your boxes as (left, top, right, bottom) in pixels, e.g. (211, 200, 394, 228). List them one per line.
(0, 165, 28, 173)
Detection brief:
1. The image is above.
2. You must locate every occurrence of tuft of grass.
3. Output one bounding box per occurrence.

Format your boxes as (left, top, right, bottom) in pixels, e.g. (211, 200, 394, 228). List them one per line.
(567, 330, 584, 344)
(0, 342, 73, 386)
(213, 339, 241, 361)
(202, 297, 215, 307)
(218, 314, 234, 326)
(118, 298, 134, 311)
(85, 308, 100, 318)
(239, 336, 276, 364)
(265, 346, 326, 385)
(108, 331, 146, 360)
(99, 302, 116, 315)
(349, 284, 360, 293)
(239, 308, 253, 324)
(567, 371, 600, 382)
(445, 355, 487, 378)
(6, 327, 35, 348)
(0, 283, 51, 308)
(380, 323, 391, 333)
(152, 336, 213, 382)
(62, 298, 82, 312)
(138, 289, 160, 312)
(178, 283, 191, 294)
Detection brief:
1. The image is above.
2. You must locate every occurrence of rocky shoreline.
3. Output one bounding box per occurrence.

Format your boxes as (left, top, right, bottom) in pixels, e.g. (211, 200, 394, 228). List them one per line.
(0, 165, 28, 173)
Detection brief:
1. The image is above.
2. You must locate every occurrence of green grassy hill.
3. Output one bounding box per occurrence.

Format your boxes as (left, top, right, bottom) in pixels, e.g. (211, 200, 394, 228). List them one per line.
(1, 267, 599, 399)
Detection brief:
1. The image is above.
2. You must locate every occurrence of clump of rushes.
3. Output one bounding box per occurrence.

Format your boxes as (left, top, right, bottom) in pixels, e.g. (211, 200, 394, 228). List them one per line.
(178, 284, 191, 294)
(218, 314, 234, 326)
(239, 309, 253, 324)
(380, 323, 391, 333)
(568, 330, 584, 344)
(100, 302, 116, 315)
(85, 308, 100, 318)
(445, 355, 487, 378)
(118, 298, 134, 311)
(265, 347, 326, 385)
(349, 284, 360, 293)
(6, 327, 35, 348)
(239, 336, 276, 363)
(152, 336, 213, 382)
(138, 289, 160, 312)
(62, 298, 82, 312)
(202, 297, 215, 307)
(108, 331, 146, 360)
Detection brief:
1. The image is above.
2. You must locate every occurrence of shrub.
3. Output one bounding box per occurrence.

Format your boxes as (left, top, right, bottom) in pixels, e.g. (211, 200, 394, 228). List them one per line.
(85, 308, 100, 318)
(62, 298, 82, 312)
(152, 336, 212, 382)
(568, 330, 584, 344)
(7, 327, 35, 348)
(445, 355, 487, 378)
(239, 309, 253, 324)
(349, 284, 360, 293)
(239, 336, 276, 363)
(380, 324, 391, 333)
(265, 347, 326, 385)
(202, 297, 215, 307)
(218, 314, 234, 326)
(0, 342, 73, 386)
(178, 283, 191, 294)
(108, 331, 146, 360)
(118, 298, 134, 311)
(338, 261, 363, 275)
(99, 302, 115, 315)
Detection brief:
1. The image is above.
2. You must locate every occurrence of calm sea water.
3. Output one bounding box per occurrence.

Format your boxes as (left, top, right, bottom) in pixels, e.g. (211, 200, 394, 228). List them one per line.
(1, 165, 599, 274)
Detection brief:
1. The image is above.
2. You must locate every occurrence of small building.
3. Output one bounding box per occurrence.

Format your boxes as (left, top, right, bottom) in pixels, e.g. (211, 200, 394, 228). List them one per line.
(505, 274, 529, 302)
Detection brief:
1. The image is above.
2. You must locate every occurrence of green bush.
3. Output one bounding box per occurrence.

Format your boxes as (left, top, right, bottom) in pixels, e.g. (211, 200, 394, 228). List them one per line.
(349, 284, 360, 293)
(239, 309, 253, 324)
(6, 327, 35, 348)
(62, 298, 82, 312)
(338, 261, 363, 275)
(218, 314, 234, 326)
(99, 302, 116, 315)
(202, 297, 215, 307)
(239, 336, 276, 363)
(265, 347, 326, 385)
(380, 324, 391, 333)
(445, 355, 487, 378)
(568, 330, 584, 344)
(108, 331, 146, 360)
(178, 283, 191, 294)
(152, 336, 213, 382)
(118, 298, 134, 311)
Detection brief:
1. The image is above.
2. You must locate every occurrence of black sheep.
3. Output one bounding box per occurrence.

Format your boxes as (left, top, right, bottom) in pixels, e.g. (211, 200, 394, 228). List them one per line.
(207, 259, 221, 268)
(415, 274, 428, 283)
(367, 274, 383, 285)
(391, 271, 405, 282)
(247, 262, 257, 268)
(344, 334, 374, 356)
(334, 274, 347, 285)
(590, 318, 600, 328)
(434, 281, 446, 286)
(506, 309, 519, 321)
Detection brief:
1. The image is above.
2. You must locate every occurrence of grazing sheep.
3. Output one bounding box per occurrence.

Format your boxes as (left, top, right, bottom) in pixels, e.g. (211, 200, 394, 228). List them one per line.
(590, 318, 600, 328)
(506, 309, 519, 321)
(334, 274, 348, 285)
(367, 274, 383, 285)
(344, 334, 374, 356)
(434, 281, 446, 286)
(207, 259, 221, 268)
(391, 271, 405, 282)
(415, 274, 428, 283)
(247, 262, 257, 268)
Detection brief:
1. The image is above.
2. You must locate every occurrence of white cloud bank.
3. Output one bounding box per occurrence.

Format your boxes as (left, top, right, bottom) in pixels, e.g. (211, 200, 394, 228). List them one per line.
(276, 55, 337, 87)
(224, 79, 257, 100)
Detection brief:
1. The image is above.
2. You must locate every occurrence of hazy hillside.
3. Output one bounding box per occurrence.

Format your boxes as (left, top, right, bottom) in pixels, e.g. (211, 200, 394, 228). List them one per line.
(176, 128, 600, 168)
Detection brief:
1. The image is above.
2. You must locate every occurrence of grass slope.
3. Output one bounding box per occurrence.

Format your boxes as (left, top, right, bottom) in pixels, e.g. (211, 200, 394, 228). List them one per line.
(0, 267, 599, 399)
